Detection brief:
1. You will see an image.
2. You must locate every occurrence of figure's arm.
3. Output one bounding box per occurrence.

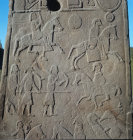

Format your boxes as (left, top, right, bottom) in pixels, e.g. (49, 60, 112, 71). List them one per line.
(58, 73, 69, 88)
(33, 72, 42, 92)
(19, 74, 27, 94)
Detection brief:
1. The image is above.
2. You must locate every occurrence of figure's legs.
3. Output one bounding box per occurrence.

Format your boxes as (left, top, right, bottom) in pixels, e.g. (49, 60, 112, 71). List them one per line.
(6, 104, 11, 113)
(100, 95, 110, 107)
(27, 105, 32, 116)
(67, 47, 74, 60)
(49, 105, 54, 116)
(27, 45, 33, 53)
(43, 105, 49, 116)
(42, 51, 48, 61)
(42, 44, 53, 61)
(21, 104, 25, 115)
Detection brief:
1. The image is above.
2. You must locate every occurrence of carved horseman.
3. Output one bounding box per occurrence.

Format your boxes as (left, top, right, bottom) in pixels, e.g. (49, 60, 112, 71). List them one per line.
(87, 19, 103, 63)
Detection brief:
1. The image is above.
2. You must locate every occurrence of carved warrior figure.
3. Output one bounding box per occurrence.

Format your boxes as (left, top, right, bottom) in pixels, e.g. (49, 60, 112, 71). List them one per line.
(87, 19, 103, 63)
(12, 121, 25, 140)
(8, 64, 19, 96)
(98, 25, 118, 54)
(43, 65, 59, 117)
(19, 67, 41, 116)
(52, 122, 63, 139)
(5, 98, 16, 115)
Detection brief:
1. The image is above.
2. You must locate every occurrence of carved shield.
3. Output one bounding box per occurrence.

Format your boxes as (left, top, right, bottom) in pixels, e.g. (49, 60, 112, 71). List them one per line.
(96, 0, 122, 12)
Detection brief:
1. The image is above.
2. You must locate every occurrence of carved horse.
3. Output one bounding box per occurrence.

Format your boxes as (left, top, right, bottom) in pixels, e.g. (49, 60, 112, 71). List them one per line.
(77, 82, 121, 110)
(14, 16, 64, 59)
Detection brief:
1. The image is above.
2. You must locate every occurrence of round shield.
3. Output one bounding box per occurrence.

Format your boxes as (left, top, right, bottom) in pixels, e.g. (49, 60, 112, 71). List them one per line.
(96, 0, 122, 12)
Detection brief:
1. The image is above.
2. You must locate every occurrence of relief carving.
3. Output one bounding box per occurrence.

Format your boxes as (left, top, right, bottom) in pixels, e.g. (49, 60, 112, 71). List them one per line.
(67, 0, 83, 9)
(68, 14, 82, 30)
(25, 0, 40, 10)
(96, 0, 122, 22)
(99, 25, 118, 54)
(43, 65, 58, 117)
(12, 121, 25, 140)
(25, 124, 46, 140)
(19, 67, 41, 116)
(87, 0, 96, 7)
(0, 0, 130, 139)
(5, 98, 16, 115)
(87, 113, 110, 139)
(8, 64, 20, 96)
(73, 116, 86, 139)
(14, 14, 64, 61)
(51, 121, 73, 139)
(77, 62, 122, 109)
(67, 41, 89, 70)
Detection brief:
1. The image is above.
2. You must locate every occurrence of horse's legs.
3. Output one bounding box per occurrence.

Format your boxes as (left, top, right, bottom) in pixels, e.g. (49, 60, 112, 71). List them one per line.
(21, 104, 25, 115)
(49, 105, 54, 116)
(74, 52, 86, 70)
(100, 94, 110, 107)
(42, 51, 48, 61)
(67, 47, 75, 59)
(27, 44, 33, 53)
(43, 105, 48, 116)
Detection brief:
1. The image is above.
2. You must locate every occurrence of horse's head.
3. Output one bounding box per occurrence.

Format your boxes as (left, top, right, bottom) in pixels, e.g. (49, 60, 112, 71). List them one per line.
(53, 16, 64, 32)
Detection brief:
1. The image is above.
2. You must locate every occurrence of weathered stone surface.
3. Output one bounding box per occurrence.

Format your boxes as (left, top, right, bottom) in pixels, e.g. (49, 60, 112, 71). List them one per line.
(0, 0, 132, 139)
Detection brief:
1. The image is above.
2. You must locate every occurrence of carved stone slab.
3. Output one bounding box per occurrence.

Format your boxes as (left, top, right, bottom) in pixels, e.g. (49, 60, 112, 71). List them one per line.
(0, 0, 132, 139)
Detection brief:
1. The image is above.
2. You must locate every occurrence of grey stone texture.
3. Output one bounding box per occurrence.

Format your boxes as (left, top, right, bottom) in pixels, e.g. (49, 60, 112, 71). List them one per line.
(0, 0, 132, 139)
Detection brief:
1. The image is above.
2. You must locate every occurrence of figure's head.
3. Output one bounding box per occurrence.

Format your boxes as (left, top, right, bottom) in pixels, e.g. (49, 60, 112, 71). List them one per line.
(25, 67, 34, 73)
(10, 64, 19, 74)
(87, 113, 99, 125)
(30, 12, 38, 21)
(93, 19, 102, 26)
(53, 16, 64, 32)
(93, 62, 102, 73)
(17, 121, 23, 129)
(50, 65, 59, 75)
